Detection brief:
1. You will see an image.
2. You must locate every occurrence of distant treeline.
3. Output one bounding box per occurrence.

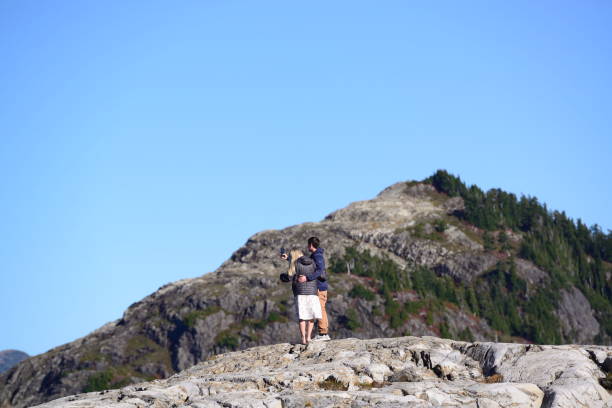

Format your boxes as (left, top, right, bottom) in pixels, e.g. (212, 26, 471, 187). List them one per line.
(425, 170, 612, 338)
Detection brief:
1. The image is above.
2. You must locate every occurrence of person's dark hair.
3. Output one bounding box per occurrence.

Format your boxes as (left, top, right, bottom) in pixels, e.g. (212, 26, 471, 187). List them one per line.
(308, 237, 320, 249)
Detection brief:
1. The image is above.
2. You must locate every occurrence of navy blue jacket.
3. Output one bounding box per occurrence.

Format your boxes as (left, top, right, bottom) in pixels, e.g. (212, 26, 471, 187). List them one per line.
(306, 247, 328, 291)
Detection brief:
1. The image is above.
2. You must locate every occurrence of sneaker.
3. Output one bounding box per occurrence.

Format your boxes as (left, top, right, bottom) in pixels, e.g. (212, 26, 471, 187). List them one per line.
(312, 334, 331, 341)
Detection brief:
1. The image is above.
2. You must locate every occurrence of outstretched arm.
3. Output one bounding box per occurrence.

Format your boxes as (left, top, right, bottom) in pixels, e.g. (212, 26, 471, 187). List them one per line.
(305, 252, 325, 281)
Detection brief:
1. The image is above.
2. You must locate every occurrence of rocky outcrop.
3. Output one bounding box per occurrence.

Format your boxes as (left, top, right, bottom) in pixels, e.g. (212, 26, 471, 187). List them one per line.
(0, 351, 29, 374)
(34, 336, 611, 408)
(0, 181, 608, 407)
(555, 287, 601, 344)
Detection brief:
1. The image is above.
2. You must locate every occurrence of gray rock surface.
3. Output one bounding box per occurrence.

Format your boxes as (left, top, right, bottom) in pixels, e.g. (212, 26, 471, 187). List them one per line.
(555, 287, 601, 344)
(34, 336, 611, 408)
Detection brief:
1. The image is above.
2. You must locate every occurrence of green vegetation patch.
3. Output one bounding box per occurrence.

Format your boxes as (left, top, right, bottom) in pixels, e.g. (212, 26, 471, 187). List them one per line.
(330, 247, 410, 293)
(433, 219, 448, 233)
(407, 222, 444, 242)
(82, 365, 155, 393)
(214, 331, 239, 350)
(249, 310, 289, 330)
(458, 327, 475, 342)
(83, 369, 114, 392)
(438, 320, 452, 339)
(349, 283, 376, 301)
(266, 311, 285, 323)
(81, 334, 174, 393)
(183, 306, 222, 328)
(79, 348, 108, 365)
(404, 300, 425, 315)
(340, 309, 361, 330)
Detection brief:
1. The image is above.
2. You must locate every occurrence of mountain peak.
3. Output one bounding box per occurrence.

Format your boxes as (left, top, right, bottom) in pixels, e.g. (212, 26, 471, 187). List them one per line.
(2, 172, 610, 408)
(324, 181, 444, 228)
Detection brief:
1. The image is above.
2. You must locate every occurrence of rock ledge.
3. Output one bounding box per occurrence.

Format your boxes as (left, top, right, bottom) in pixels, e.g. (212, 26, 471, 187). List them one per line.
(35, 336, 611, 408)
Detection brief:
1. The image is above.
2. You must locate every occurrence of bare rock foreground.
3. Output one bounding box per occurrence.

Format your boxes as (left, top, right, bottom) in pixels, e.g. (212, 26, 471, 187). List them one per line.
(35, 336, 611, 408)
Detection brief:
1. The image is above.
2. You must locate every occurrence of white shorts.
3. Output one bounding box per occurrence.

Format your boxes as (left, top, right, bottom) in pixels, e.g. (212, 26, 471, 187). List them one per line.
(295, 295, 322, 321)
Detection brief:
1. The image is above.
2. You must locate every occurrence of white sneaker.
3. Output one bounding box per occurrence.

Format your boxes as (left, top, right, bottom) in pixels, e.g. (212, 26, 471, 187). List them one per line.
(312, 334, 331, 341)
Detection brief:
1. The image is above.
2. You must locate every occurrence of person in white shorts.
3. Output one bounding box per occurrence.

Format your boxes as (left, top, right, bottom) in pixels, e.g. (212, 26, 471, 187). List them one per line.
(280, 249, 322, 344)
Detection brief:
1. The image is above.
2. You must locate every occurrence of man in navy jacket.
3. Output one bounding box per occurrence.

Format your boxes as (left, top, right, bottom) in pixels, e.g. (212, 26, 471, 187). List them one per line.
(298, 237, 330, 340)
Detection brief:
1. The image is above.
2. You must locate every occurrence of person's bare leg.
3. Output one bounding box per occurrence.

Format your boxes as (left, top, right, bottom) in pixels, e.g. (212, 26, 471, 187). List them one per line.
(306, 319, 314, 343)
(299, 320, 307, 344)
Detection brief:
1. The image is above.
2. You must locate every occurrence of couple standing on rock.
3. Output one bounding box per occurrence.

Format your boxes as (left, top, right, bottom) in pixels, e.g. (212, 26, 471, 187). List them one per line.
(280, 237, 330, 345)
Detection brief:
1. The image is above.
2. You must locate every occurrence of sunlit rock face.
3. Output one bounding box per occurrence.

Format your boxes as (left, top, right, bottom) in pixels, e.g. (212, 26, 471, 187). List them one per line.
(35, 336, 611, 408)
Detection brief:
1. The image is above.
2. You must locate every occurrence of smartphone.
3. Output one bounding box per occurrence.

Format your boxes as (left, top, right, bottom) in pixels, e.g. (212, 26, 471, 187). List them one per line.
(280, 247, 286, 256)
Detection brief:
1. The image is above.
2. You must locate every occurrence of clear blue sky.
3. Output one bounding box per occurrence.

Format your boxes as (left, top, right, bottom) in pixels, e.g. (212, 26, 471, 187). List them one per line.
(1, 1, 610, 356)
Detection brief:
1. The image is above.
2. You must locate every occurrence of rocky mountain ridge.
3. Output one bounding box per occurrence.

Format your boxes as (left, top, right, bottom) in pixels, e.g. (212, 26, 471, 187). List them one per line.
(33, 336, 612, 408)
(0, 351, 29, 375)
(1, 179, 609, 407)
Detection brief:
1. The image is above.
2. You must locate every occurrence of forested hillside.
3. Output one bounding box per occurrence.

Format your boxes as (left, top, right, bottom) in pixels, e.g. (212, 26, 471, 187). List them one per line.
(426, 170, 612, 342)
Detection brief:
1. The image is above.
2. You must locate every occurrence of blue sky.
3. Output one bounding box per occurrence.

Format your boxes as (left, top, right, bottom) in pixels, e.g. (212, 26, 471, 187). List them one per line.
(1, 1, 610, 356)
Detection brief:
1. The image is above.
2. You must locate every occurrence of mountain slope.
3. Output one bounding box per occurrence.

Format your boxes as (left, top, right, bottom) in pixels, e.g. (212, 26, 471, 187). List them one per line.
(0, 351, 29, 375)
(1, 174, 610, 407)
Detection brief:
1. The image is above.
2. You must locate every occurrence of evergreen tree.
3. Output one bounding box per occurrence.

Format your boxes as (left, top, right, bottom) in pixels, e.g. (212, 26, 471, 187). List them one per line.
(498, 230, 511, 252)
(483, 231, 496, 251)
